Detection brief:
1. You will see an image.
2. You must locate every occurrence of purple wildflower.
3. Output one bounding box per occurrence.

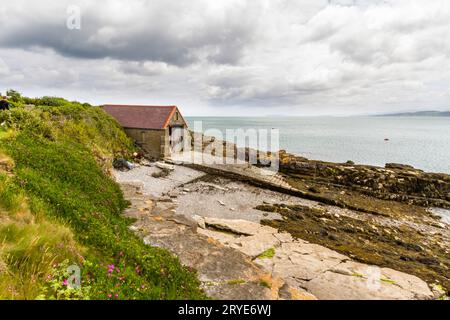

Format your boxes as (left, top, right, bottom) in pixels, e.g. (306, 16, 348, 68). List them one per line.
(107, 264, 115, 274)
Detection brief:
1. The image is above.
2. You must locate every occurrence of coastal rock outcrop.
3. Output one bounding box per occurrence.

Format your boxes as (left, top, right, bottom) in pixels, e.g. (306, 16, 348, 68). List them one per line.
(194, 217, 436, 300)
(279, 151, 450, 208)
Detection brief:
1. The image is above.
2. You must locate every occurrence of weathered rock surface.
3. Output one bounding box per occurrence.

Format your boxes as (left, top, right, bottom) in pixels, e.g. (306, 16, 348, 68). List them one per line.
(114, 163, 441, 300)
(155, 161, 175, 171)
(203, 217, 278, 236)
(117, 182, 315, 300)
(303, 261, 434, 300)
(279, 150, 450, 208)
(196, 217, 435, 300)
(114, 164, 205, 197)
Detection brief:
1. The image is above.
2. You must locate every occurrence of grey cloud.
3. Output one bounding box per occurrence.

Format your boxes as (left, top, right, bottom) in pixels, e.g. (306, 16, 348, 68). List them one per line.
(1, 0, 450, 115)
(304, 1, 450, 67)
(0, 0, 261, 67)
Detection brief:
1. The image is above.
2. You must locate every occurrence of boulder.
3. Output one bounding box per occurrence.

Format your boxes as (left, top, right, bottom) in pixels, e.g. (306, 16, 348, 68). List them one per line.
(155, 161, 175, 171)
(113, 158, 134, 171)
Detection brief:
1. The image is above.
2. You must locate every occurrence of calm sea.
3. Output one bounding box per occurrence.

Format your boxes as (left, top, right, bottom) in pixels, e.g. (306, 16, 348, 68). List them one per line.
(186, 116, 450, 174)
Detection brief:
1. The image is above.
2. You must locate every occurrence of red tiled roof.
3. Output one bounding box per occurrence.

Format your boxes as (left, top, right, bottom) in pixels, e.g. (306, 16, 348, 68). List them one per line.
(102, 104, 179, 130)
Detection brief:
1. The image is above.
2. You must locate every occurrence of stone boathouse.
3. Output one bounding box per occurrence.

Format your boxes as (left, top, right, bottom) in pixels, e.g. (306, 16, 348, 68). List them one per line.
(103, 104, 188, 159)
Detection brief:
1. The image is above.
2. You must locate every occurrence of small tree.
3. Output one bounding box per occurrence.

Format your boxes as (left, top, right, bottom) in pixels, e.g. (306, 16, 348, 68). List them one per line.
(6, 89, 23, 103)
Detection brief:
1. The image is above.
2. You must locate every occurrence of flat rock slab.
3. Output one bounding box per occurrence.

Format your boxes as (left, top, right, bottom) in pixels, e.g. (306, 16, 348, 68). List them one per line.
(198, 228, 281, 259)
(303, 264, 434, 300)
(233, 233, 280, 258)
(175, 178, 320, 223)
(116, 167, 435, 300)
(197, 217, 435, 300)
(319, 261, 434, 300)
(113, 165, 205, 197)
(203, 217, 278, 236)
(118, 182, 314, 300)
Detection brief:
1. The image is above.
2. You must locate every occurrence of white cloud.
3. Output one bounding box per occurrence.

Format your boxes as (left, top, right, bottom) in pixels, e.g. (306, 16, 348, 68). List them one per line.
(0, 58, 9, 75)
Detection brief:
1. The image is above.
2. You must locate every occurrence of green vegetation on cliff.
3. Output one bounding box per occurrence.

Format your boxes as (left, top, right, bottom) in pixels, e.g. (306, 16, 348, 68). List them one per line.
(0, 93, 205, 299)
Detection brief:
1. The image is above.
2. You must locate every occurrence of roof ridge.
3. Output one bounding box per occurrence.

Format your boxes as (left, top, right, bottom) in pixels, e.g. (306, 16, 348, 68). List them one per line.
(102, 104, 176, 108)
(102, 104, 182, 130)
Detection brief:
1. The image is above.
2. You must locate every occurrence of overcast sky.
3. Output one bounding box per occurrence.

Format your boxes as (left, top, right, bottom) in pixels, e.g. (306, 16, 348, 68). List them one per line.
(0, 0, 449, 116)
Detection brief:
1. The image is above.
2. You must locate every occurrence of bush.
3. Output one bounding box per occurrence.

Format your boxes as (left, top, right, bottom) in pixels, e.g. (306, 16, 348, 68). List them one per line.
(5, 90, 23, 103)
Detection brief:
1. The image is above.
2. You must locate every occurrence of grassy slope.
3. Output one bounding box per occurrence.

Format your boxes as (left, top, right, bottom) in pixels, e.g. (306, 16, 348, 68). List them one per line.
(0, 97, 205, 300)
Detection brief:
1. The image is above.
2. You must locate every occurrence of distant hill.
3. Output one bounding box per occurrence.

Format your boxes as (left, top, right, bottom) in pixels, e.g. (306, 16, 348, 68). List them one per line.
(376, 111, 450, 117)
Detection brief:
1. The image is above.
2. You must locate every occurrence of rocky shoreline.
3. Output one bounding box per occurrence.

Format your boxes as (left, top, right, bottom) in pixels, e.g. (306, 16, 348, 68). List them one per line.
(112, 153, 449, 299)
(279, 150, 450, 209)
(190, 133, 450, 208)
(275, 151, 449, 295)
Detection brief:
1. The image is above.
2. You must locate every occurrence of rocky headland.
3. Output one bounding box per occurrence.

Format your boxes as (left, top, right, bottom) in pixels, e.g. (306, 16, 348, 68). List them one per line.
(279, 150, 450, 209)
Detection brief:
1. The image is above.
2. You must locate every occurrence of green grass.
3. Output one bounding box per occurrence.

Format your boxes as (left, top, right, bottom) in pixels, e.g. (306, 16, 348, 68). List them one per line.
(226, 279, 246, 285)
(380, 278, 396, 285)
(256, 248, 275, 260)
(0, 170, 81, 299)
(0, 95, 206, 300)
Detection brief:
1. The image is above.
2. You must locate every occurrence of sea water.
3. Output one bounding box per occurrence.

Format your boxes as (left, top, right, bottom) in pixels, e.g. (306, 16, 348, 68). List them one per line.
(186, 116, 450, 174)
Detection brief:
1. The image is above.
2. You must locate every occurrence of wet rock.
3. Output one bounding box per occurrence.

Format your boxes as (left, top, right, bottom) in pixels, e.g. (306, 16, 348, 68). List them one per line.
(113, 158, 134, 171)
(385, 163, 416, 170)
(273, 232, 293, 243)
(279, 151, 450, 209)
(308, 186, 320, 193)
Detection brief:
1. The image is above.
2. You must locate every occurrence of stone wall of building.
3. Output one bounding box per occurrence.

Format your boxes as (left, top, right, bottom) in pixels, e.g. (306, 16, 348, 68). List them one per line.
(125, 128, 168, 159)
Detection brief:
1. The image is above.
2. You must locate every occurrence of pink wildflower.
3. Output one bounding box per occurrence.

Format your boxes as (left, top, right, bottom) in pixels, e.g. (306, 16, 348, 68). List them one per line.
(62, 279, 69, 286)
(107, 264, 115, 274)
